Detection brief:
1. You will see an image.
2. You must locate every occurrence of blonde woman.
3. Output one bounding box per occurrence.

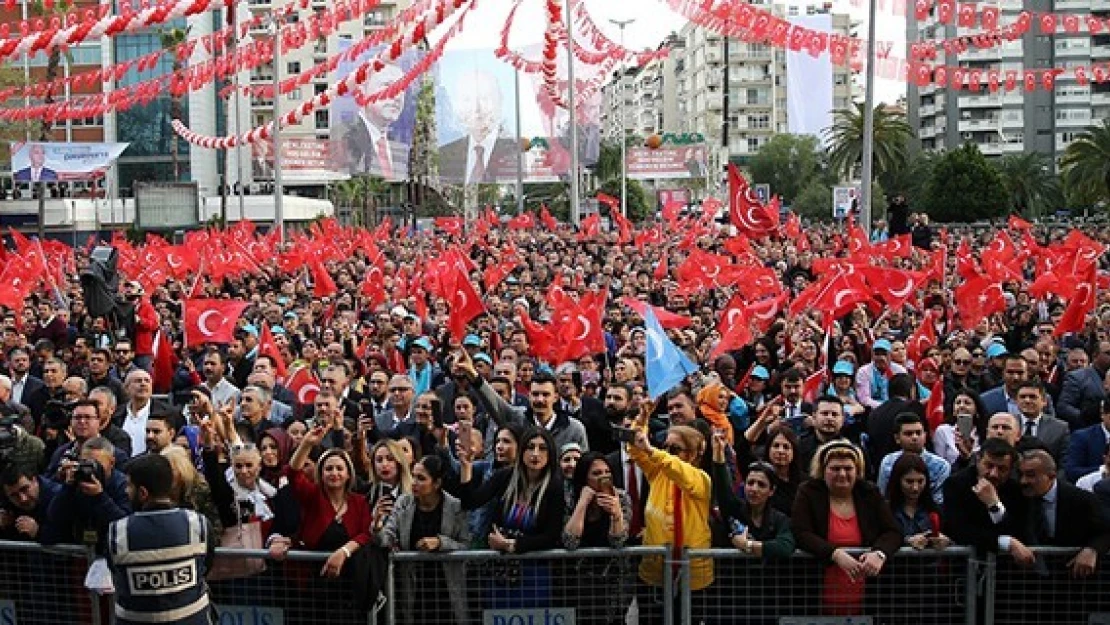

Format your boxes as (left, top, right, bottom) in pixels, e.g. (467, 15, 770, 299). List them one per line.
(364, 439, 413, 534)
(161, 445, 221, 535)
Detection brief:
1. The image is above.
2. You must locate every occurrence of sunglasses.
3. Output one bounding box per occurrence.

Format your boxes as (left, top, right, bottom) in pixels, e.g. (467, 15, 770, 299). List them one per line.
(953, 359, 971, 365)
(665, 444, 686, 455)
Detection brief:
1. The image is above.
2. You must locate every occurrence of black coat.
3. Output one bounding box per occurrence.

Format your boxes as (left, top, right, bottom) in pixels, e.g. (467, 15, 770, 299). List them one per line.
(866, 397, 925, 473)
(1029, 480, 1110, 555)
(942, 465, 1030, 555)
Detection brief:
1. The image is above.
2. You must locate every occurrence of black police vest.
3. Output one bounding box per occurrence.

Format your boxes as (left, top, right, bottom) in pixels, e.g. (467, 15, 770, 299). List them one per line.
(108, 508, 212, 624)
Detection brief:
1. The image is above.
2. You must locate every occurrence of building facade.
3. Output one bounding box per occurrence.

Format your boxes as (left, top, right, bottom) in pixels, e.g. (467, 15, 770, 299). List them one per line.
(906, 0, 1110, 164)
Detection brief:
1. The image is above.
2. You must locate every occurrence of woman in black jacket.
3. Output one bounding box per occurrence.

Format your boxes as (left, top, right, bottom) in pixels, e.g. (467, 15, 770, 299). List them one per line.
(457, 426, 563, 609)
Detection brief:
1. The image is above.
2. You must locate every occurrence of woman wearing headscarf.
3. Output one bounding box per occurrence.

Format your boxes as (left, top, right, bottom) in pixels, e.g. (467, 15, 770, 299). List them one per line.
(696, 381, 735, 445)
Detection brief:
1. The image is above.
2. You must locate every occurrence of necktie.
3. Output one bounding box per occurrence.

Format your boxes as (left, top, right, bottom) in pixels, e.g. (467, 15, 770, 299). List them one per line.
(627, 460, 642, 538)
(470, 145, 486, 184)
(375, 137, 393, 179)
(1024, 420, 1036, 437)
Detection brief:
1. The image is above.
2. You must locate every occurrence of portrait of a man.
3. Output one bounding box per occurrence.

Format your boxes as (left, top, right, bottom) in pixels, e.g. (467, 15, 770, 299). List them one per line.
(14, 144, 58, 183)
(343, 61, 411, 179)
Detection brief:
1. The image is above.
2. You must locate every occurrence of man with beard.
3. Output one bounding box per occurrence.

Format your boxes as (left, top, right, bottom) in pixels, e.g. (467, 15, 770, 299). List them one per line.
(86, 348, 125, 406)
(587, 383, 635, 455)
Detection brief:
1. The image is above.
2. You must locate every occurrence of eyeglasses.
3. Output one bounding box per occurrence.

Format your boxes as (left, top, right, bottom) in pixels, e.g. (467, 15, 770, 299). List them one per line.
(665, 444, 686, 455)
(953, 359, 971, 365)
(115, 349, 130, 354)
(389, 387, 413, 393)
(229, 443, 258, 455)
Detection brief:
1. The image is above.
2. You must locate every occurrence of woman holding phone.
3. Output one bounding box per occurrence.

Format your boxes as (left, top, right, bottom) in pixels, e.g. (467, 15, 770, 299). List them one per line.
(932, 389, 986, 466)
(563, 452, 630, 549)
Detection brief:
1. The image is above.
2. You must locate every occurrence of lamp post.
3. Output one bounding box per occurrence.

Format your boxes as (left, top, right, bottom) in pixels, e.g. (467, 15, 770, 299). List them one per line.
(859, 0, 878, 229)
(609, 17, 634, 218)
(565, 0, 580, 225)
(271, 15, 285, 242)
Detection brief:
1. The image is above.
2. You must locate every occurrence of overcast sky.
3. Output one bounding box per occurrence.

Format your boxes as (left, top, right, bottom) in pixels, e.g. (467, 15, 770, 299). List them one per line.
(441, 0, 907, 105)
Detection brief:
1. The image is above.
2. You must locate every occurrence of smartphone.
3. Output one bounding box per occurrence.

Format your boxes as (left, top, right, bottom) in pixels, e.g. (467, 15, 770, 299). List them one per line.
(612, 426, 638, 444)
(597, 475, 614, 495)
(457, 419, 473, 443)
(956, 414, 973, 439)
(730, 519, 748, 536)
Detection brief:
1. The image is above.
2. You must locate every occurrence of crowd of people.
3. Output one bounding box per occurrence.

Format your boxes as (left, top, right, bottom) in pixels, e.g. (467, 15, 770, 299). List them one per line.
(1, 212, 1109, 623)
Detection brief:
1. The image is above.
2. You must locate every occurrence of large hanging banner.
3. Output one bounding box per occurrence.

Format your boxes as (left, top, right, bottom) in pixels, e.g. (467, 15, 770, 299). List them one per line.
(434, 46, 600, 185)
(10, 142, 129, 182)
(251, 137, 347, 183)
(331, 41, 425, 181)
(627, 144, 710, 180)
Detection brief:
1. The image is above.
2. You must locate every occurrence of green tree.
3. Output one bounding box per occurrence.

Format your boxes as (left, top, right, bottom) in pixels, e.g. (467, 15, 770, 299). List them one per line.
(996, 153, 1063, 217)
(1060, 119, 1110, 205)
(748, 134, 822, 204)
(921, 143, 1007, 222)
(824, 102, 913, 184)
(590, 139, 623, 184)
(160, 26, 189, 181)
(792, 178, 834, 222)
(883, 150, 937, 207)
(598, 177, 649, 221)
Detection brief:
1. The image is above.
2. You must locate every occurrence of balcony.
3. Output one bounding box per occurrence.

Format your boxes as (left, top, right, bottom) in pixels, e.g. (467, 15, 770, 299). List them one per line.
(958, 94, 1002, 108)
(958, 118, 1000, 132)
(920, 125, 936, 139)
(1056, 43, 1092, 57)
(1094, 44, 1110, 59)
(920, 104, 936, 117)
(1057, 91, 1091, 104)
(960, 47, 1001, 62)
(1057, 114, 1093, 128)
(252, 98, 274, 108)
(978, 142, 1004, 156)
(1092, 92, 1110, 106)
(1055, 0, 1088, 8)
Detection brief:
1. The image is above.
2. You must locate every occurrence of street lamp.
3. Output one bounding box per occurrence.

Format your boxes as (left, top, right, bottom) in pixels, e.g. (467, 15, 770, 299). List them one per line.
(609, 17, 635, 218)
(859, 0, 878, 229)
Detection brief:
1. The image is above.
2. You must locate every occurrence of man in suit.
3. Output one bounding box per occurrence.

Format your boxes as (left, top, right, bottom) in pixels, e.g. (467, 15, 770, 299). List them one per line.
(13, 144, 57, 183)
(344, 61, 410, 179)
(1057, 342, 1110, 430)
(943, 438, 1034, 560)
(1019, 449, 1110, 577)
(7, 348, 43, 409)
(437, 68, 516, 185)
(779, 368, 814, 436)
(797, 397, 862, 470)
(111, 369, 176, 457)
(1065, 399, 1110, 483)
(981, 354, 1047, 418)
(1015, 382, 1070, 465)
(606, 405, 650, 545)
(302, 364, 360, 423)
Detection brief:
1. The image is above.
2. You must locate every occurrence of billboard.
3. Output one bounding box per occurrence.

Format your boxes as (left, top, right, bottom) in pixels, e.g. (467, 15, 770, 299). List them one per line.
(330, 42, 423, 181)
(627, 144, 710, 180)
(833, 185, 859, 219)
(10, 142, 129, 182)
(252, 137, 346, 183)
(135, 182, 200, 230)
(434, 47, 600, 185)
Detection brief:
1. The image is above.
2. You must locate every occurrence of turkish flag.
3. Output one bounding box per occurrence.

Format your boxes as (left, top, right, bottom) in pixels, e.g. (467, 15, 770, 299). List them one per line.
(184, 299, 249, 345)
(609, 205, 634, 244)
(310, 260, 338, 298)
(447, 267, 486, 342)
(435, 216, 465, 236)
(1008, 214, 1033, 231)
(653, 254, 668, 281)
(507, 213, 536, 230)
(540, 205, 559, 231)
(802, 369, 826, 404)
(578, 214, 601, 241)
(622, 297, 691, 329)
(860, 267, 923, 308)
(150, 330, 178, 394)
(1054, 261, 1097, 336)
(258, 323, 287, 380)
(906, 311, 937, 364)
(286, 367, 321, 406)
(712, 312, 753, 360)
(728, 164, 779, 237)
(516, 306, 557, 361)
(954, 276, 1006, 330)
(924, 378, 945, 433)
(483, 259, 519, 291)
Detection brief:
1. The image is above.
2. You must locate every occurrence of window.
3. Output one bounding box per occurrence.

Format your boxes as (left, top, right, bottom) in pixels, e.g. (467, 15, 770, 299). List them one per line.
(288, 88, 302, 101)
(748, 114, 769, 129)
(747, 137, 760, 152)
(287, 62, 301, 75)
(315, 110, 329, 129)
(314, 84, 327, 96)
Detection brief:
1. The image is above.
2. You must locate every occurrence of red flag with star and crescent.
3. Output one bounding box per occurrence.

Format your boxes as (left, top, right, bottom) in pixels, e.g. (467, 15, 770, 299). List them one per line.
(1054, 261, 1097, 336)
(183, 299, 249, 346)
(728, 164, 779, 237)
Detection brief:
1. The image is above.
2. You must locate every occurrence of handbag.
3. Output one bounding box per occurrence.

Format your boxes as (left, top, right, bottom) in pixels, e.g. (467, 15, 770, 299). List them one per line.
(207, 520, 267, 581)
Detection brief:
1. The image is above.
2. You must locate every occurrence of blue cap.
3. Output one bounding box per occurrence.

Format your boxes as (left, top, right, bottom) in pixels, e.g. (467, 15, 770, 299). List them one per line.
(474, 352, 493, 366)
(986, 343, 1008, 359)
(832, 360, 855, 377)
(751, 365, 770, 380)
(276, 296, 290, 306)
(270, 326, 286, 336)
(240, 324, 259, 338)
(463, 334, 482, 347)
(872, 339, 893, 353)
(411, 337, 433, 352)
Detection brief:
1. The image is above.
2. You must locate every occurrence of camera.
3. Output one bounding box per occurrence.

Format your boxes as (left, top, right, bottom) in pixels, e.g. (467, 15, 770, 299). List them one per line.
(42, 400, 75, 432)
(0, 416, 18, 465)
(75, 459, 104, 484)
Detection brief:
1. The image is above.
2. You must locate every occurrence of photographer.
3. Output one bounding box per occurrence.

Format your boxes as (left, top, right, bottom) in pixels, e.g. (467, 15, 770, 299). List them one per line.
(45, 400, 128, 476)
(44, 436, 131, 554)
(0, 413, 45, 475)
(0, 464, 60, 541)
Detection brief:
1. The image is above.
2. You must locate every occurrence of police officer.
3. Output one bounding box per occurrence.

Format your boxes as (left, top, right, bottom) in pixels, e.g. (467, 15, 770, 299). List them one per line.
(107, 454, 216, 625)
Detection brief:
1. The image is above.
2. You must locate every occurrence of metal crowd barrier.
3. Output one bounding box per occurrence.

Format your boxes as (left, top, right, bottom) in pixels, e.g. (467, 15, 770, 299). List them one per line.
(685, 546, 979, 625)
(985, 547, 1110, 625)
(0, 540, 1106, 625)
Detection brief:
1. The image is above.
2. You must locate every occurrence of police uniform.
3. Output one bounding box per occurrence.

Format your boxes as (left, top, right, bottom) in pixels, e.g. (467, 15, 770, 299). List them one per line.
(108, 507, 216, 624)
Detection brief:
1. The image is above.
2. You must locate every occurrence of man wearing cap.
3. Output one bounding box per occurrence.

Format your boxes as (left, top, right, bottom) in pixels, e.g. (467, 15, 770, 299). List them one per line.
(407, 337, 440, 396)
(462, 335, 484, 357)
(980, 342, 1010, 391)
(1057, 341, 1110, 431)
(855, 339, 907, 410)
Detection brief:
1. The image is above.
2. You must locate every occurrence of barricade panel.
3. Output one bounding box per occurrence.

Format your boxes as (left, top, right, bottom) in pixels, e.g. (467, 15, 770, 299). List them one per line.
(0, 541, 97, 625)
(988, 547, 1110, 625)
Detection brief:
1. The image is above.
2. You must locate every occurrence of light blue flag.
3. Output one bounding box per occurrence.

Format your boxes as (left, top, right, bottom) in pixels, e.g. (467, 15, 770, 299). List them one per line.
(644, 306, 700, 400)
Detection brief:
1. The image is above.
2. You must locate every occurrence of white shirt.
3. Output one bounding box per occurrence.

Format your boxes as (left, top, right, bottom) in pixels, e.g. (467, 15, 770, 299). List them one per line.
(464, 131, 498, 184)
(1077, 467, 1110, 492)
(122, 399, 151, 457)
(205, 378, 240, 410)
(10, 374, 26, 404)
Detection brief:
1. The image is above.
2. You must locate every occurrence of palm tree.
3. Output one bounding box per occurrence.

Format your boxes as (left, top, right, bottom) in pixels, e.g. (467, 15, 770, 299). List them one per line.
(996, 153, 1063, 217)
(32, 0, 72, 238)
(1061, 119, 1110, 204)
(823, 102, 913, 184)
(160, 26, 190, 181)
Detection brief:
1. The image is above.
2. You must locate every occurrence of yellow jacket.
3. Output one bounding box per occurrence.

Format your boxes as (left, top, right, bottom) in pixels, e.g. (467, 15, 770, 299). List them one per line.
(628, 445, 714, 591)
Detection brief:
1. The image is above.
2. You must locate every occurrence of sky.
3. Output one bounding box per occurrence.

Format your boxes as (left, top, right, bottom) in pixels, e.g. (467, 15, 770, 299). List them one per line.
(439, 0, 908, 106)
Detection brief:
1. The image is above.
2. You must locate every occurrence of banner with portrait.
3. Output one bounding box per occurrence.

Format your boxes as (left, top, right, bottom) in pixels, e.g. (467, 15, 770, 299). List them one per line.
(330, 42, 424, 181)
(10, 142, 129, 182)
(434, 47, 601, 185)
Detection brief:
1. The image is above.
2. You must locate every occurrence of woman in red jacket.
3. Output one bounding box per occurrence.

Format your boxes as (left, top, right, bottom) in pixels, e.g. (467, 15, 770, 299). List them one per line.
(288, 424, 373, 577)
